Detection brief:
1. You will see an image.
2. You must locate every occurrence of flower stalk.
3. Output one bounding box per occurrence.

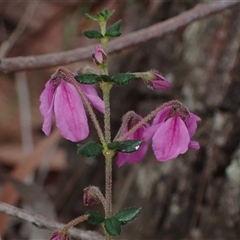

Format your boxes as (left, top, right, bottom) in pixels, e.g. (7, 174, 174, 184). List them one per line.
(62, 215, 88, 232)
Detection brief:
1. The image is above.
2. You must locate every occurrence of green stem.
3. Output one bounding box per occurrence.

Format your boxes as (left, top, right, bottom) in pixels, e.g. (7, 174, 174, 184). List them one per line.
(104, 150, 114, 217)
(99, 19, 114, 240)
(101, 82, 113, 144)
(100, 76, 113, 240)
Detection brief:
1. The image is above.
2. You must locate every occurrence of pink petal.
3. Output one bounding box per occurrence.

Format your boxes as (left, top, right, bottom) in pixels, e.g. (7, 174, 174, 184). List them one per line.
(152, 106, 171, 125)
(144, 106, 171, 141)
(144, 124, 161, 141)
(94, 45, 106, 64)
(79, 84, 105, 113)
(152, 116, 190, 161)
(54, 81, 89, 142)
(152, 79, 170, 90)
(186, 112, 201, 137)
(39, 81, 54, 135)
(189, 141, 200, 150)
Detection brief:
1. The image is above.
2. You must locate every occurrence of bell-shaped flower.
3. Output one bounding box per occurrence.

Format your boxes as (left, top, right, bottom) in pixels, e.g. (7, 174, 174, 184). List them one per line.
(40, 68, 104, 142)
(145, 101, 200, 161)
(92, 44, 107, 65)
(143, 70, 170, 90)
(117, 113, 149, 167)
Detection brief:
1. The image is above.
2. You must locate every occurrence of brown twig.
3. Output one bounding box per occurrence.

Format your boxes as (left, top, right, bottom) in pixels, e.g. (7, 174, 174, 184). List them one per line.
(0, 1, 238, 73)
(0, 201, 104, 240)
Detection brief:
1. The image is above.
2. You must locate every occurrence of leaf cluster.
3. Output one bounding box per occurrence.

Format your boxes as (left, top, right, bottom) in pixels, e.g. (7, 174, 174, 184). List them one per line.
(87, 207, 141, 236)
(75, 73, 135, 85)
(77, 140, 142, 157)
(83, 9, 122, 39)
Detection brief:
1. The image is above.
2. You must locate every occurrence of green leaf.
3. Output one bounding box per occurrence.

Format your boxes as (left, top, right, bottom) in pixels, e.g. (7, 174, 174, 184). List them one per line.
(105, 9, 115, 20)
(105, 20, 122, 37)
(85, 13, 98, 21)
(99, 75, 113, 82)
(107, 141, 121, 151)
(97, 9, 115, 20)
(75, 74, 99, 84)
(112, 73, 135, 85)
(83, 30, 103, 39)
(104, 217, 121, 236)
(87, 211, 104, 225)
(115, 207, 142, 225)
(108, 140, 143, 153)
(77, 142, 103, 157)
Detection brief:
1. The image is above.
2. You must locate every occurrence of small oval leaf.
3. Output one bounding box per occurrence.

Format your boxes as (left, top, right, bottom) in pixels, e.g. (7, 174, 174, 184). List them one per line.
(115, 207, 142, 225)
(104, 217, 121, 236)
(87, 211, 105, 225)
(83, 30, 103, 39)
(105, 31, 121, 38)
(75, 74, 99, 84)
(105, 20, 122, 37)
(77, 142, 103, 157)
(108, 140, 143, 153)
(112, 73, 135, 85)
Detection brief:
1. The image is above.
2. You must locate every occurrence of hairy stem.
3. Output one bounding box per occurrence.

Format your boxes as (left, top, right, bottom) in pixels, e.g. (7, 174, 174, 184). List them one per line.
(63, 215, 88, 232)
(101, 82, 113, 144)
(104, 151, 114, 218)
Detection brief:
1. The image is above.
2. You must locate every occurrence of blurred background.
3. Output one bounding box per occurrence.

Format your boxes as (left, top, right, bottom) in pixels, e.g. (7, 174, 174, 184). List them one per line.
(0, 0, 240, 239)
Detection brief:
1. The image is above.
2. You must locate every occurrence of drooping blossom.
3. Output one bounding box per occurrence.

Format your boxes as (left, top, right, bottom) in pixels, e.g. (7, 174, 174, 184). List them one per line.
(40, 68, 104, 142)
(145, 101, 200, 161)
(92, 44, 107, 65)
(143, 70, 170, 90)
(117, 112, 150, 167)
(50, 231, 70, 240)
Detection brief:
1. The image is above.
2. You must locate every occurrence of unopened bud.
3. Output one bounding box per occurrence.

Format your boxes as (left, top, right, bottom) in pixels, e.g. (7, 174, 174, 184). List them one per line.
(83, 186, 101, 207)
(92, 45, 107, 65)
(142, 71, 170, 90)
(50, 231, 70, 240)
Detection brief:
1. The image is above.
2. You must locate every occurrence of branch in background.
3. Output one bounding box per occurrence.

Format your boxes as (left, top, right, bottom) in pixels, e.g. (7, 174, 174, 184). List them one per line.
(0, 1, 38, 58)
(0, 1, 238, 73)
(0, 201, 104, 240)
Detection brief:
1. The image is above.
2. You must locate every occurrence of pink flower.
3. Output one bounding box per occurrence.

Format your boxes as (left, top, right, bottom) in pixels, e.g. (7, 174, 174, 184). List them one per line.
(117, 114, 149, 167)
(92, 44, 107, 65)
(40, 68, 104, 142)
(144, 71, 170, 90)
(50, 231, 70, 240)
(145, 101, 200, 161)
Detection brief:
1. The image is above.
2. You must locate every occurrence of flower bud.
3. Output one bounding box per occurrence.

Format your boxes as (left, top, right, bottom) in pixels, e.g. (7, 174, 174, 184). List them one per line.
(50, 231, 70, 240)
(92, 45, 107, 65)
(143, 70, 170, 90)
(83, 186, 101, 206)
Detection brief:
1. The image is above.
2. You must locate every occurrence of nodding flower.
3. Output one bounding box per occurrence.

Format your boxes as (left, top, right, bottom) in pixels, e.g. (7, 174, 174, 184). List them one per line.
(40, 68, 104, 142)
(145, 101, 200, 161)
